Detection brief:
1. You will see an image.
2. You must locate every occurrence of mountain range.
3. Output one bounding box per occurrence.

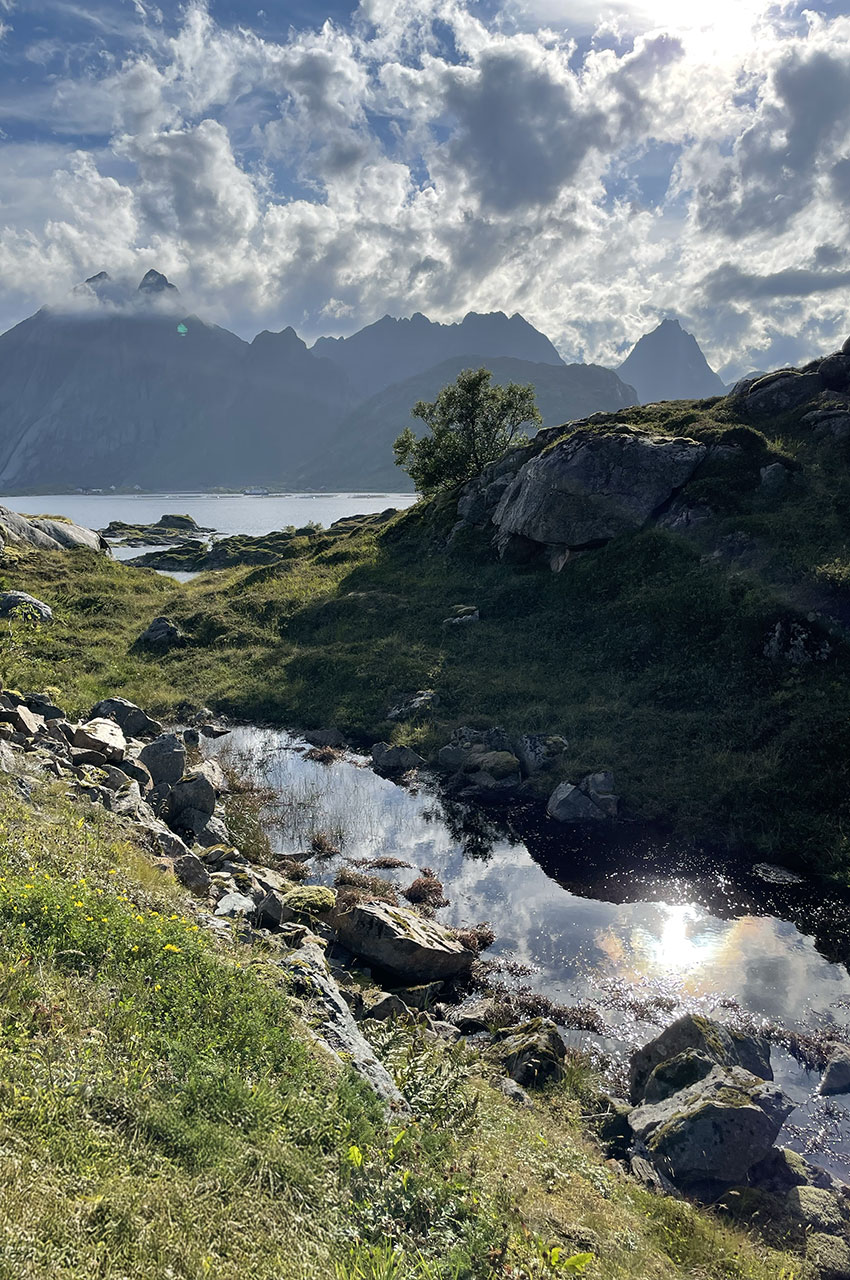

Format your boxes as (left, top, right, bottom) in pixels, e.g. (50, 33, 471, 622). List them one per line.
(0, 271, 724, 492)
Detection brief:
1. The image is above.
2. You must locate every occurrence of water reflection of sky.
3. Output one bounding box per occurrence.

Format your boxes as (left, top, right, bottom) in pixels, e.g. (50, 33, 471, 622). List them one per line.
(207, 727, 850, 1177)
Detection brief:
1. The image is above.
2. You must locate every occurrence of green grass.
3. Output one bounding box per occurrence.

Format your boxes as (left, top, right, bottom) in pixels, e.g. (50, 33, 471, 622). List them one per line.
(0, 768, 802, 1279)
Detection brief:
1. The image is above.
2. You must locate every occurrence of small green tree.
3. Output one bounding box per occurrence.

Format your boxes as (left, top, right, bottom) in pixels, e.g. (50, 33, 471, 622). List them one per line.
(393, 367, 541, 494)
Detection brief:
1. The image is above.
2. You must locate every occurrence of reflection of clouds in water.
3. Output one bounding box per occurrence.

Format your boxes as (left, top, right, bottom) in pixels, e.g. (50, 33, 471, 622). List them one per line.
(208, 728, 850, 1029)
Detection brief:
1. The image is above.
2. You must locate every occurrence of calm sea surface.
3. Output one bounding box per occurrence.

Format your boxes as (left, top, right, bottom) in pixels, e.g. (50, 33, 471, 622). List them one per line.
(2, 492, 418, 546)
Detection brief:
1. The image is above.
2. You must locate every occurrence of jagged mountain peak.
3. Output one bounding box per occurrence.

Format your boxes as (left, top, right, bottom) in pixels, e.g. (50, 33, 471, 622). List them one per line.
(617, 317, 725, 405)
(138, 269, 178, 295)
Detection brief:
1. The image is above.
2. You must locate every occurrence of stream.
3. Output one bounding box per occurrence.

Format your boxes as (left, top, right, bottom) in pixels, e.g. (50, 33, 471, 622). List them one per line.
(204, 725, 850, 1181)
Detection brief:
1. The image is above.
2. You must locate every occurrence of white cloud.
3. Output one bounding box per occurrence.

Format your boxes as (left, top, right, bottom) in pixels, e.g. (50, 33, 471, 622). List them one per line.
(0, 0, 849, 375)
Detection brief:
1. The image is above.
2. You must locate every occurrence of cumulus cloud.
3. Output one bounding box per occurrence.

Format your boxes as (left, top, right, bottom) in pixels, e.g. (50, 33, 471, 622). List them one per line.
(0, 0, 850, 375)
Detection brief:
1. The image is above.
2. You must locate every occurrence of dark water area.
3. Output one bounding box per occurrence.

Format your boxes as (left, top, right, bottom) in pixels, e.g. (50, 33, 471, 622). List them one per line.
(205, 725, 850, 1180)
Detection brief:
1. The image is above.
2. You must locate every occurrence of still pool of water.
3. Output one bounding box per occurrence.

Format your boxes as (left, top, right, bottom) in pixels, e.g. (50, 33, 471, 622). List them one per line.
(205, 725, 850, 1179)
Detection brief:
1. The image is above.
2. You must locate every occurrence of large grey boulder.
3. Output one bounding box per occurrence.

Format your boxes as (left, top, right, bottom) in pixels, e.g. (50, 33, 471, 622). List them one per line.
(90, 697, 162, 739)
(0, 505, 103, 553)
(629, 1064, 793, 1189)
(139, 734, 186, 787)
(492, 427, 706, 551)
(331, 900, 474, 981)
(513, 733, 568, 777)
(744, 370, 822, 415)
(164, 769, 217, 834)
(0, 591, 53, 623)
(280, 942, 406, 1109)
(630, 1013, 772, 1103)
(72, 717, 126, 762)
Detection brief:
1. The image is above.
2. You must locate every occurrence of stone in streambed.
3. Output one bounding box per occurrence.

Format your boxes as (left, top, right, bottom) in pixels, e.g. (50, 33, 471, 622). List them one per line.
(629, 1013, 772, 1103)
(820, 1044, 850, 1096)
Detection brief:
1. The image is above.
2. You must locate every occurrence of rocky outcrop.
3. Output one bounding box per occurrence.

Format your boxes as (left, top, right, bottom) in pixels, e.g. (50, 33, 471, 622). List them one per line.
(492, 427, 706, 553)
(629, 1013, 772, 1103)
(629, 1063, 793, 1190)
(371, 742, 425, 774)
(331, 900, 474, 981)
(547, 772, 619, 822)
(280, 942, 406, 1109)
(0, 506, 105, 553)
(90, 697, 162, 739)
(139, 734, 186, 787)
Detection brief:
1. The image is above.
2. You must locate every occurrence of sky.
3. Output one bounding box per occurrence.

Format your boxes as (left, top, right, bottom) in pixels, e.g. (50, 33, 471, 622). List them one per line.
(1, 0, 850, 376)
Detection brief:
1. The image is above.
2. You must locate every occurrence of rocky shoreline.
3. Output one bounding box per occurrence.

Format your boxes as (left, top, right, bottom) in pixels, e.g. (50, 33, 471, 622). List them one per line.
(2, 682, 850, 1275)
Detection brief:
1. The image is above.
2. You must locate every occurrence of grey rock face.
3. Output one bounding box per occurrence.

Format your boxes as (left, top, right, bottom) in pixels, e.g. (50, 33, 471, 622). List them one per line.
(371, 742, 425, 773)
(280, 942, 406, 1108)
(139, 734, 186, 787)
(331, 900, 474, 981)
(164, 770, 217, 834)
(0, 591, 54, 623)
(72, 718, 126, 761)
(629, 1064, 793, 1188)
(0, 506, 103, 553)
(629, 1013, 772, 1104)
(90, 697, 162, 739)
(547, 781, 607, 823)
(818, 352, 850, 391)
(744, 371, 822, 415)
(492, 428, 706, 550)
(172, 852, 212, 895)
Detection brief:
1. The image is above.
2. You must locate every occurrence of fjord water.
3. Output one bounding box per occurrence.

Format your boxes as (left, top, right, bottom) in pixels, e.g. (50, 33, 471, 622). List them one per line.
(206, 726, 850, 1180)
(1, 491, 418, 558)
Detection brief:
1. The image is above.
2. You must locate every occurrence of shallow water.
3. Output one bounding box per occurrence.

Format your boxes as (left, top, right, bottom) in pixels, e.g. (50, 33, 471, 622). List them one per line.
(205, 725, 850, 1179)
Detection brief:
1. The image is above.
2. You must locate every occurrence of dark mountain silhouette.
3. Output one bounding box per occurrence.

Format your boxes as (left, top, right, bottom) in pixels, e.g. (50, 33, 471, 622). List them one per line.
(312, 311, 564, 398)
(617, 318, 725, 404)
(0, 272, 636, 491)
(297, 356, 638, 489)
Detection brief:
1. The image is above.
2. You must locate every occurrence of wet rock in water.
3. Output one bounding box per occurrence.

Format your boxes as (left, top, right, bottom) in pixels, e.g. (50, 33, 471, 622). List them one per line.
(546, 781, 607, 823)
(820, 1044, 850, 1096)
(72, 717, 126, 762)
(629, 1013, 772, 1103)
(752, 862, 805, 885)
(135, 615, 185, 653)
(279, 942, 406, 1109)
(89, 697, 162, 739)
(199, 721, 230, 738)
(643, 1050, 715, 1104)
(807, 1232, 850, 1279)
(578, 770, 619, 818)
(139, 733, 186, 787)
(331, 900, 474, 982)
(371, 742, 425, 773)
(172, 852, 212, 896)
(485, 1019, 567, 1088)
(628, 1064, 793, 1190)
(0, 591, 54, 623)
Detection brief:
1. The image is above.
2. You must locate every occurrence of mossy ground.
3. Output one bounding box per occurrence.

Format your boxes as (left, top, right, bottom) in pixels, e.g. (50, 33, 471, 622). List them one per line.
(0, 766, 802, 1279)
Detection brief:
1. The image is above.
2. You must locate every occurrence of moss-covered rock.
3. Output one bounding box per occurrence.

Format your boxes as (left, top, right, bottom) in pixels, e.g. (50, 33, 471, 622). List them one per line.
(280, 885, 337, 919)
(485, 1018, 566, 1088)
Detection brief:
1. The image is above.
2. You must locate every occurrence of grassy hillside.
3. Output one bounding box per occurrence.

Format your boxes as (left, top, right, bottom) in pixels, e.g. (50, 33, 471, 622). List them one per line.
(0, 766, 802, 1280)
(3, 388, 850, 874)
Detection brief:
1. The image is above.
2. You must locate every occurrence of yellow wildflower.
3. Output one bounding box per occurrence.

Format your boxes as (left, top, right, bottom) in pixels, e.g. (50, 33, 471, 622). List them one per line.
(163, 944, 181, 954)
